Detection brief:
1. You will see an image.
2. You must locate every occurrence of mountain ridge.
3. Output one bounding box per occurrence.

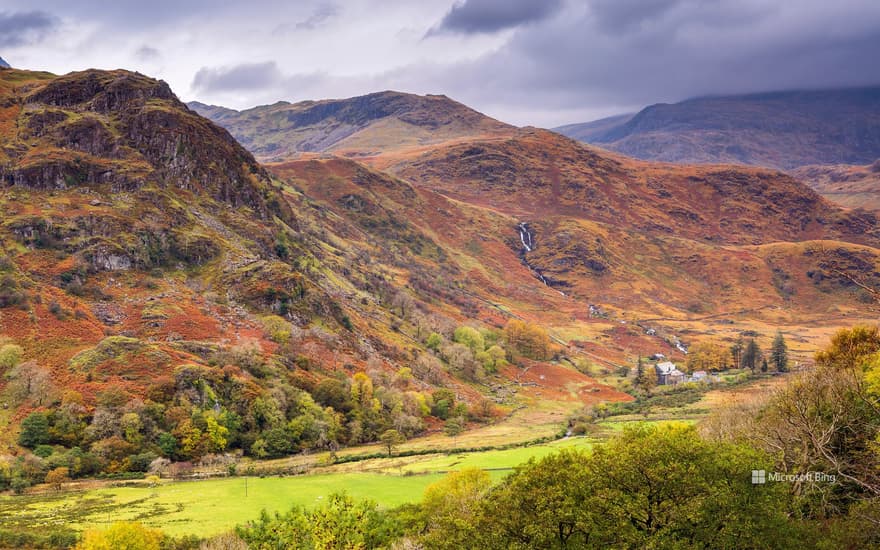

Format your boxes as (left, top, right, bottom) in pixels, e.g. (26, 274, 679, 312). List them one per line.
(188, 90, 514, 161)
(555, 86, 880, 170)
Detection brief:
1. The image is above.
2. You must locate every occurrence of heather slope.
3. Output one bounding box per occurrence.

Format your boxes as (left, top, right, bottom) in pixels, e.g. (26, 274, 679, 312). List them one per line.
(391, 128, 880, 317)
(0, 68, 622, 462)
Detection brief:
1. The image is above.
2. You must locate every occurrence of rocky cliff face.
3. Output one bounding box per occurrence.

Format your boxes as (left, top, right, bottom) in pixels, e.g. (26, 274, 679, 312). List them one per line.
(1, 69, 283, 217)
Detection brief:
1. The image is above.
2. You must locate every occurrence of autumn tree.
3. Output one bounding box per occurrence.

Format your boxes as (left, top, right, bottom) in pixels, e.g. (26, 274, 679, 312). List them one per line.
(76, 522, 163, 550)
(503, 319, 552, 360)
(0, 343, 23, 370)
(45, 467, 70, 491)
(686, 339, 732, 372)
(379, 429, 405, 457)
(748, 326, 880, 515)
(412, 353, 444, 385)
(453, 326, 485, 354)
(419, 468, 492, 550)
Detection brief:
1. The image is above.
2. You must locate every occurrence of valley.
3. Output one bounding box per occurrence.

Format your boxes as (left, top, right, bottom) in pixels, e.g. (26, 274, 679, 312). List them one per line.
(0, 65, 879, 548)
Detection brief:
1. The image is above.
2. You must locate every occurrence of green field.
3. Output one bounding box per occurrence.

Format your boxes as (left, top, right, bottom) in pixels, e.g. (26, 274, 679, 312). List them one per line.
(0, 437, 595, 539)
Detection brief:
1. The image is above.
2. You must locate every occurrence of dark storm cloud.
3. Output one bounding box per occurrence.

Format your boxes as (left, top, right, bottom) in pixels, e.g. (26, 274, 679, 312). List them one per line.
(429, 0, 564, 35)
(0, 11, 57, 47)
(192, 62, 284, 93)
(414, 0, 880, 124)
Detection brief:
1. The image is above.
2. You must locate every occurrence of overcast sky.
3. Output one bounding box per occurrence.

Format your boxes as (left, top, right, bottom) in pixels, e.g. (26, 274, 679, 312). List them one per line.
(3, 0, 880, 127)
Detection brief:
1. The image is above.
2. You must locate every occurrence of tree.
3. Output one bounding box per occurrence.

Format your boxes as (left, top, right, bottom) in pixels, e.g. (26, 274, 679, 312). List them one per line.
(237, 493, 398, 549)
(686, 340, 732, 372)
(634, 359, 657, 393)
(444, 416, 465, 443)
(503, 320, 552, 360)
(472, 425, 810, 549)
(379, 429, 405, 457)
(747, 326, 880, 513)
(441, 342, 483, 382)
(771, 330, 789, 372)
(453, 326, 485, 354)
(412, 353, 444, 385)
(730, 336, 744, 370)
(741, 338, 762, 372)
(19, 412, 50, 448)
(0, 343, 23, 370)
(7, 361, 53, 405)
(420, 468, 492, 550)
(425, 332, 443, 351)
(634, 355, 645, 387)
(75, 522, 163, 550)
(45, 466, 70, 491)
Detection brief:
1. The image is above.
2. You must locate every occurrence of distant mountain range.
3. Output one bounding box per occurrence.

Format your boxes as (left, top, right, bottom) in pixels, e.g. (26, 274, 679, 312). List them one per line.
(555, 87, 880, 170)
(189, 91, 512, 161)
(0, 57, 10, 69)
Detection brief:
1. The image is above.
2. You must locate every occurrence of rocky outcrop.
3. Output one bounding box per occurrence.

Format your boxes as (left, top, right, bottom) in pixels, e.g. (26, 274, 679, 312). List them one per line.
(3, 69, 291, 222)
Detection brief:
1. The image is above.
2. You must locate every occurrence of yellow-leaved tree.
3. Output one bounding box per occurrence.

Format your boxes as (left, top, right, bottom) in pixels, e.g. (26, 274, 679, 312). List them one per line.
(76, 522, 163, 550)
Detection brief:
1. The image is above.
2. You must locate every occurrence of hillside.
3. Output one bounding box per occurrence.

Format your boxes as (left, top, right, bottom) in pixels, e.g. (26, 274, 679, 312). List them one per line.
(390, 128, 880, 319)
(794, 160, 880, 211)
(189, 91, 514, 162)
(5, 67, 879, 490)
(555, 87, 880, 170)
(0, 68, 626, 468)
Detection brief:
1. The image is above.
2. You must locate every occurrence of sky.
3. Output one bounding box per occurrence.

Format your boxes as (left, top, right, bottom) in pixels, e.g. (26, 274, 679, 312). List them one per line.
(2, 0, 880, 127)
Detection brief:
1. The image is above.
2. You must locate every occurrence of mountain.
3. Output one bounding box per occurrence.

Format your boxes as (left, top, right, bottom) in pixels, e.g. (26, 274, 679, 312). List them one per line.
(389, 128, 880, 317)
(553, 113, 633, 142)
(1, 68, 627, 460)
(5, 68, 880, 478)
(555, 87, 880, 170)
(794, 160, 880, 210)
(188, 91, 513, 161)
(0, 57, 10, 69)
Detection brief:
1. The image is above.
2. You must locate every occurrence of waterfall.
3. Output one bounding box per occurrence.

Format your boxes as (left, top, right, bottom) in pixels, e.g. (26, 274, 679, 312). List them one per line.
(518, 222, 533, 252)
(517, 221, 555, 291)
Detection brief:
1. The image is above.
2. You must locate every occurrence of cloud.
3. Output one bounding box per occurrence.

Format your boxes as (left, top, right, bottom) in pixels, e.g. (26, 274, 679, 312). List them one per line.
(134, 45, 160, 61)
(0, 10, 57, 47)
(192, 62, 284, 93)
(294, 3, 338, 31)
(7, 0, 880, 127)
(429, 0, 563, 35)
(412, 0, 880, 125)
